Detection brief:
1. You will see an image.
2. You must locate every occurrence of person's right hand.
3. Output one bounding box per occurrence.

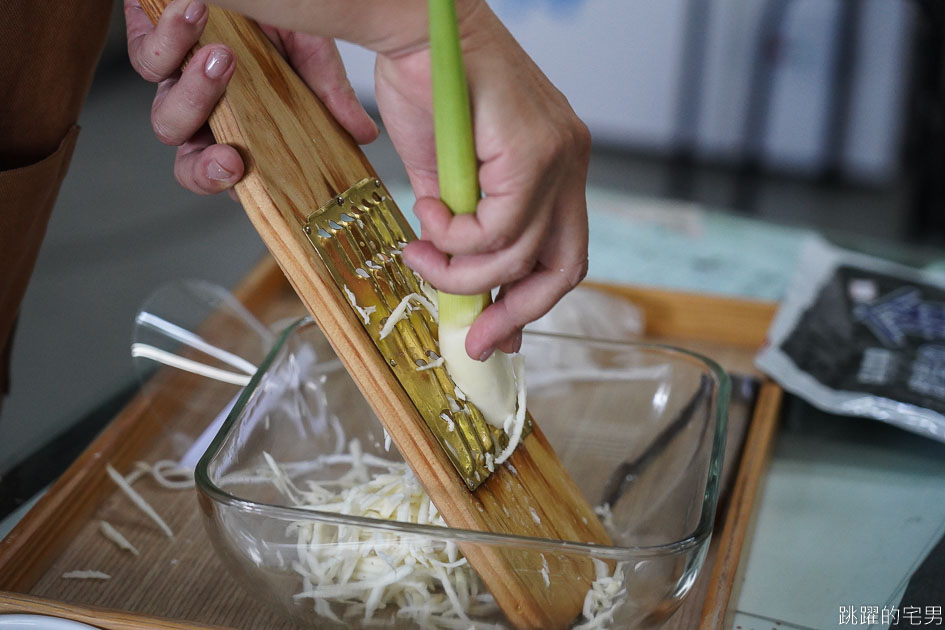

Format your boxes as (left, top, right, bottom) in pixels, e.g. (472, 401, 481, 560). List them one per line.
(123, 0, 378, 195)
(144, 0, 591, 361)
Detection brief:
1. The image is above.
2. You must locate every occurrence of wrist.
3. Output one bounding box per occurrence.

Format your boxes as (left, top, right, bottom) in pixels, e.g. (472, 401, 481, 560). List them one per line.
(210, 0, 494, 57)
(378, 0, 491, 58)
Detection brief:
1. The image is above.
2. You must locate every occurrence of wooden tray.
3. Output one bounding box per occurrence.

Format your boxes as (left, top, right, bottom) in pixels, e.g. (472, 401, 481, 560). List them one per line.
(0, 256, 783, 629)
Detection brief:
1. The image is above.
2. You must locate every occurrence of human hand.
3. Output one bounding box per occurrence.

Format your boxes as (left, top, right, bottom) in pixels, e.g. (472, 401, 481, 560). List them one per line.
(378, 2, 591, 360)
(127, 0, 589, 361)
(124, 0, 378, 195)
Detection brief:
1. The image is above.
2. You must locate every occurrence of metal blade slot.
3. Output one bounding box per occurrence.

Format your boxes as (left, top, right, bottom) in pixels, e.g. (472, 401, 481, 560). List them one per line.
(303, 178, 531, 490)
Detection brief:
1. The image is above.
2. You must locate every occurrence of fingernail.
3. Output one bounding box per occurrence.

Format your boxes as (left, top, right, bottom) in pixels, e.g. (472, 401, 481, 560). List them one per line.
(479, 349, 494, 362)
(204, 48, 232, 79)
(208, 160, 235, 182)
(511, 330, 523, 353)
(184, 0, 206, 23)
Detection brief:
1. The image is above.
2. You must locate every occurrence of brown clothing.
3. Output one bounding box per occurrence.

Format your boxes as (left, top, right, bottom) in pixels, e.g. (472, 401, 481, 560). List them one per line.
(0, 1, 112, 396)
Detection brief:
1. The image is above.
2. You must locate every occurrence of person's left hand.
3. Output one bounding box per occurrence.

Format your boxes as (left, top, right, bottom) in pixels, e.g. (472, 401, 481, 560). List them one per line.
(124, 0, 378, 196)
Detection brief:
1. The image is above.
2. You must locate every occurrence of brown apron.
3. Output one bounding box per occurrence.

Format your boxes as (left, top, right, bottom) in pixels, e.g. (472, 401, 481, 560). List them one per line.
(0, 1, 112, 398)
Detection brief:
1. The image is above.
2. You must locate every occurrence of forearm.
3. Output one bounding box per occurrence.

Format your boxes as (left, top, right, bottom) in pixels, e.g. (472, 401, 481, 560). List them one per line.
(209, 0, 486, 55)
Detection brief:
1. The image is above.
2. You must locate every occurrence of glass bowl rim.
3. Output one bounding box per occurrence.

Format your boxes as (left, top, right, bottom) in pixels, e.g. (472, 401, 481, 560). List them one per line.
(195, 316, 731, 560)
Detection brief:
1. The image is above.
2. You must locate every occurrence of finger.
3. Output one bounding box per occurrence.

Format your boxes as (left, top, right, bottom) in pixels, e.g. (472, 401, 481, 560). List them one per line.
(412, 182, 554, 256)
(373, 54, 440, 199)
(402, 213, 549, 294)
(496, 329, 523, 355)
(126, 0, 208, 83)
(466, 183, 588, 357)
(401, 240, 532, 295)
(464, 259, 588, 359)
(403, 170, 441, 203)
(258, 24, 288, 57)
(151, 44, 235, 146)
(280, 32, 379, 144)
(173, 126, 244, 194)
(489, 286, 523, 355)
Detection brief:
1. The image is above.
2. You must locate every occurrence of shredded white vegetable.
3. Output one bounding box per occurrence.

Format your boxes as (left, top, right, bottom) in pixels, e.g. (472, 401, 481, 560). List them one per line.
(131, 343, 252, 386)
(135, 311, 258, 375)
(594, 503, 616, 534)
(572, 560, 628, 630)
(540, 554, 550, 588)
(123, 462, 151, 486)
(493, 356, 526, 465)
(260, 440, 502, 628)
(62, 570, 111, 580)
(99, 520, 139, 555)
(149, 460, 196, 490)
(122, 460, 195, 490)
(416, 356, 446, 371)
(258, 436, 629, 628)
(343, 284, 377, 325)
(418, 275, 440, 315)
(379, 293, 438, 340)
(439, 412, 456, 432)
(529, 507, 541, 525)
(204, 274, 628, 627)
(105, 463, 174, 538)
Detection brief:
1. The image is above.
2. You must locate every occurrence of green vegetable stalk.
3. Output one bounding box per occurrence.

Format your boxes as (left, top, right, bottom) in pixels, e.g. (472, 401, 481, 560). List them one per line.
(428, 0, 491, 330)
(428, 0, 517, 430)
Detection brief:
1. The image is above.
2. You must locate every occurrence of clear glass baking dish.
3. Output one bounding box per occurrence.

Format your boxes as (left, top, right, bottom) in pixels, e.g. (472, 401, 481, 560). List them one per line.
(195, 317, 730, 629)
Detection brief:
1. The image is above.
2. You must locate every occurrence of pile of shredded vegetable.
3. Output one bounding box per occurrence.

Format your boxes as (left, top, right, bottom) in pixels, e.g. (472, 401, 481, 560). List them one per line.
(261, 441, 502, 628)
(112, 273, 629, 626)
(572, 560, 629, 630)
(258, 439, 628, 629)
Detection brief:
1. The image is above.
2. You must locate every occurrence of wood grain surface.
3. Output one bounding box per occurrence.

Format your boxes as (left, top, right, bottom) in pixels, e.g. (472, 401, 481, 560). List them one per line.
(699, 383, 784, 630)
(0, 590, 231, 630)
(585, 282, 778, 350)
(0, 254, 783, 629)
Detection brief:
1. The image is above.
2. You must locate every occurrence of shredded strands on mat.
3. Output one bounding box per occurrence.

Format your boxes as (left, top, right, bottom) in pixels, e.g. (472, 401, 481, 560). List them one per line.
(62, 570, 111, 580)
(99, 520, 139, 556)
(123, 462, 151, 486)
(123, 460, 195, 490)
(149, 460, 196, 489)
(105, 463, 174, 538)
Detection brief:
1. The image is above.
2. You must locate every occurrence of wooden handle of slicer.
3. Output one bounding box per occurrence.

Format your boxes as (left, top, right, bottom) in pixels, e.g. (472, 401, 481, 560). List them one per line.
(131, 2, 468, 558)
(137, 0, 376, 223)
(133, 2, 433, 494)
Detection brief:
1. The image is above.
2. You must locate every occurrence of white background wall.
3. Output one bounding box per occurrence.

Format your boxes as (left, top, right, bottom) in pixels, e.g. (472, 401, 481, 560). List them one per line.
(338, 0, 913, 184)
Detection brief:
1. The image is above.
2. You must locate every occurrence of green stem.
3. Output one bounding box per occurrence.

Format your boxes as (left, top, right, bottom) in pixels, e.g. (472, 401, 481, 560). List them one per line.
(429, 0, 490, 330)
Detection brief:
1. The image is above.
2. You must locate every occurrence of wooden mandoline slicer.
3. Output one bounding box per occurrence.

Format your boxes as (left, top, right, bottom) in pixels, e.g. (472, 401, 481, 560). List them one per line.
(138, 3, 610, 627)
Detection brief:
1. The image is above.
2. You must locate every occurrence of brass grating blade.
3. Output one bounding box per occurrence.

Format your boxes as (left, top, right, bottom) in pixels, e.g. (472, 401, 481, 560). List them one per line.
(303, 178, 532, 490)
